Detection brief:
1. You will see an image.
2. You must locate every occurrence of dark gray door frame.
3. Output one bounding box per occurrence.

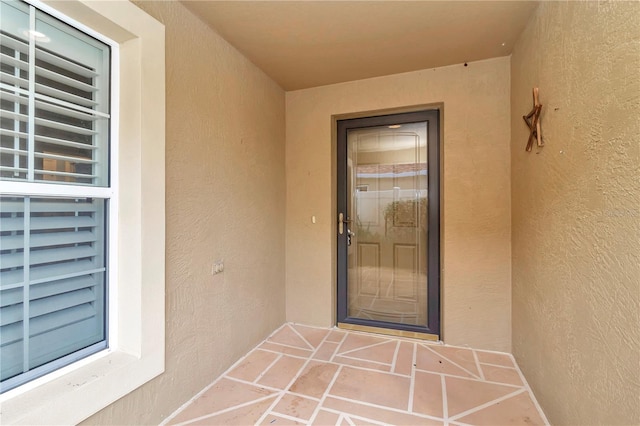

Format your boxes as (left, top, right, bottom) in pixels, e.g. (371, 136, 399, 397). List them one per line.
(336, 110, 441, 336)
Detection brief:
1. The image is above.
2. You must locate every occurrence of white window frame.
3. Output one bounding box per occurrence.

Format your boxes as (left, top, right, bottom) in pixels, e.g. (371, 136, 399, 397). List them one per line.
(0, 1, 165, 424)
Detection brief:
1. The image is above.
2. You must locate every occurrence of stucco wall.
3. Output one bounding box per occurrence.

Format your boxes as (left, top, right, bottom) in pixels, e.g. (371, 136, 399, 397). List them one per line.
(286, 57, 512, 351)
(84, 2, 286, 424)
(510, 2, 640, 425)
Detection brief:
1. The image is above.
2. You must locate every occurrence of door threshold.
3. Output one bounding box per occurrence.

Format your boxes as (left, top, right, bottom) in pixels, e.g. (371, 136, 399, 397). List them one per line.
(337, 322, 439, 341)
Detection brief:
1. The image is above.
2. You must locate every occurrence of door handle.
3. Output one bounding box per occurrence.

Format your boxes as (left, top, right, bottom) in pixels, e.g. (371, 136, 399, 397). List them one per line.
(338, 212, 352, 235)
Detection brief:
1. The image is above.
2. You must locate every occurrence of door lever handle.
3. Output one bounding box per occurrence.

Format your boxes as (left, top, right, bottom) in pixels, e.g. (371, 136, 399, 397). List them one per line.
(338, 213, 352, 235)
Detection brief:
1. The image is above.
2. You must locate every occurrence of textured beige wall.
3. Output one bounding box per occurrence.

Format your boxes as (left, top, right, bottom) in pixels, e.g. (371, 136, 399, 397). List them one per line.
(511, 2, 640, 425)
(286, 57, 512, 351)
(84, 2, 286, 424)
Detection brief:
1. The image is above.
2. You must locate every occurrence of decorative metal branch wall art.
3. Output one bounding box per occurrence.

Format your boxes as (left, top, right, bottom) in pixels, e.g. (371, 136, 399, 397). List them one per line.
(523, 87, 543, 151)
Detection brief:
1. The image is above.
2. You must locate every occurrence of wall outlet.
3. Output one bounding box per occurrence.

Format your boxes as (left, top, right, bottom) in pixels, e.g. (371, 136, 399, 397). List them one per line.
(211, 259, 224, 275)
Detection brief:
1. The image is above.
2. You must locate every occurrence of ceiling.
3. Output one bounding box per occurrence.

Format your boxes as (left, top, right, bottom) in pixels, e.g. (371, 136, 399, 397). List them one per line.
(181, 1, 539, 91)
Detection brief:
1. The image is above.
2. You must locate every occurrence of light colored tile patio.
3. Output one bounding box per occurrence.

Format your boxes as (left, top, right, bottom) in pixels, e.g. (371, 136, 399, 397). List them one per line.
(332, 355, 391, 372)
(272, 393, 319, 421)
(455, 390, 546, 425)
(415, 344, 477, 378)
(183, 396, 276, 426)
(329, 366, 410, 410)
(289, 361, 340, 399)
(476, 350, 516, 367)
(427, 344, 481, 377)
(258, 341, 313, 358)
(311, 341, 338, 361)
(259, 413, 306, 425)
(480, 363, 524, 386)
(290, 324, 330, 349)
(309, 409, 340, 425)
(163, 323, 548, 426)
(338, 340, 397, 364)
(227, 349, 280, 383)
(257, 355, 306, 390)
(337, 333, 389, 354)
(412, 370, 443, 418)
(325, 329, 347, 343)
(445, 375, 520, 417)
(168, 378, 276, 425)
(393, 341, 414, 376)
(323, 397, 444, 425)
(268, 325, 314, 350)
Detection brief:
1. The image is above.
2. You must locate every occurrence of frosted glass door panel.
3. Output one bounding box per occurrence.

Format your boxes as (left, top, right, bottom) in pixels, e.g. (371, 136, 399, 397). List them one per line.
(346, 122, 428, 327)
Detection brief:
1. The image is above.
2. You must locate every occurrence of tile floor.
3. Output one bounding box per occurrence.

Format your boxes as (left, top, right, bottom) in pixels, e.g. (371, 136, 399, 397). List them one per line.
(162, 323, 548, 426)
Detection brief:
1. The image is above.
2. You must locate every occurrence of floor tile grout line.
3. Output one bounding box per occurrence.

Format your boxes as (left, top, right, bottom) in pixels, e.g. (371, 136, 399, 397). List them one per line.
(344, 413, 357, 426)
(251, 353, 283, 384)
(512, 354, 551, 425)
(413, 367, 524, 389)
(323, 407, 408, 426)
(350, 413, 388, 426)
(407, 342, 417, 412)
(329, 330, 351, 363)
(288, 323, 317, 351)
(316, 341, 339, 362)
(326, 394, 444, 422)
(448, 420, 473, 426)
(284, 390, 322, 402)
(307, 364, 344, 425)
(266, 410, 312, 424)
(334, 353, 392, 366)
(337, 339, 394, 356)
(263, 340, 315, 353)
(335, 412, 345, 426)
(254, 347, 291, 357)
(422, 344, 482, 380)
(255, 327, 336, 426)
(345, 327, 430, 344)
(327, 360, 407, 377)
(471, 349, 485, 380)
(258, 323, 288, 342)
(322, 408, 388, 426)
(479, 361, 517, 370)
(252, 373, 304, 424)
(441, 374, 449, 421)
(421, 340, 519, 360)
(472, 347, 517, 356)
(290, 322, 337, 331)
(224, 375, 291, 395)
(258, 347, 312, 360)
(214, 383, 324, 414)
(176, 393, 280, 426)
(390, 340, 401, 373)
(448, 388, 526, 422)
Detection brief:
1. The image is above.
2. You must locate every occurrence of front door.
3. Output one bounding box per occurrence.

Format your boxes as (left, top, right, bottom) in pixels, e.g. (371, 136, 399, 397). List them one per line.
(337, 110, 440, 339)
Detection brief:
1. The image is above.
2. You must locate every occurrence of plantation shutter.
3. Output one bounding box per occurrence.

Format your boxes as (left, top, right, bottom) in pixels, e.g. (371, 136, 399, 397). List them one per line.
(0, 197, 106, 381)
(0, 0, 110, 185)
(0, 0, 111, 391)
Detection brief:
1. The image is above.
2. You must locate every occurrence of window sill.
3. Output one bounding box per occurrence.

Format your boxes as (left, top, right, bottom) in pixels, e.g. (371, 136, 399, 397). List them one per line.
(0, 350, 163, 425)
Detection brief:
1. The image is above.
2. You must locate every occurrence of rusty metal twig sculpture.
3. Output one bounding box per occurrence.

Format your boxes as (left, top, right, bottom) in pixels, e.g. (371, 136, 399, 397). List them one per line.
(523, 87, 543, 152)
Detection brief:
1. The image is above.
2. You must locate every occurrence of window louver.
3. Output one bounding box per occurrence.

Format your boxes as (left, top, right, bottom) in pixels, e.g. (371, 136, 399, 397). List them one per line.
(0, 0, 110, 392)
(0, 196, 106, 382)
(0, 0, 109, 186)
